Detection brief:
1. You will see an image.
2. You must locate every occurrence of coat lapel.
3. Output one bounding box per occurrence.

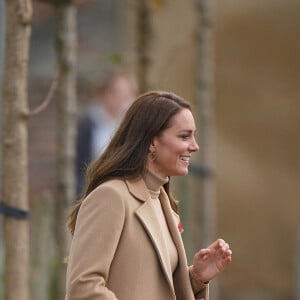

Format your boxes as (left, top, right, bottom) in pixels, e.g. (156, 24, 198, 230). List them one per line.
(125, 179, 175, 295)
(159, 188, 195, 300)
(126, 178, 195, 300)
(159, 188, 185, 261)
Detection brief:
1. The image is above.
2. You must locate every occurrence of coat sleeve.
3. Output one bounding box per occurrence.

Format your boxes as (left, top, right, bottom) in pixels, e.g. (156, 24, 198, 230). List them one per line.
(188, 269, 209, 300)
(65, 184, 126, 300)
(194, 285, 209, 300)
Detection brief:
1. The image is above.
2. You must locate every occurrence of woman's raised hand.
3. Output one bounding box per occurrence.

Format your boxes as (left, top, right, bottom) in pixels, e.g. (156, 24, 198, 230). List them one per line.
(190, 239, 232, 284)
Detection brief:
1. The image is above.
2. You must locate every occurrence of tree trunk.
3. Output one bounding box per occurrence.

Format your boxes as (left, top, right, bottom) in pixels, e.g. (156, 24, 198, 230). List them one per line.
(1, 1, 32, 300)
(195, 0, 217, 248)
(194, 0, 219, 299)
(54, 2, 77, 299)
(30, 193, 55, 300)
(136, 0, 151, 92)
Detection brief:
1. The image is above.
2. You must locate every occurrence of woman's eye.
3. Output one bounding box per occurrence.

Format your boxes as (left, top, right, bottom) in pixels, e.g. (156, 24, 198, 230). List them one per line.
(180, 135, 189, 140)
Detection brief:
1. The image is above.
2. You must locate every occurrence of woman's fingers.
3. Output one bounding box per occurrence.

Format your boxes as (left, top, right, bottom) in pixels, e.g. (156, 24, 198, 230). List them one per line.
(208, 239, 224, 250)
(194, 239, 233, 265)
(211, 239, 231, 256)
(194, 248, 210, 261)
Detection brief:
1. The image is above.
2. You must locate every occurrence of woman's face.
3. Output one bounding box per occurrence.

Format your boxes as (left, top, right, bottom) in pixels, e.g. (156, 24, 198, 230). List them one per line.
(149, 108, 199, 177)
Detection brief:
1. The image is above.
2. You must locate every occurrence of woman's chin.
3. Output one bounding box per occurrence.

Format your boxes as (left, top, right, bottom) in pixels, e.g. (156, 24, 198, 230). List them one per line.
(176, 168, 189, 176)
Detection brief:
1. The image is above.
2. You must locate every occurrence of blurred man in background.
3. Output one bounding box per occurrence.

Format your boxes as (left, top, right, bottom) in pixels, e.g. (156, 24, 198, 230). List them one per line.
(76, 68, 137, 197)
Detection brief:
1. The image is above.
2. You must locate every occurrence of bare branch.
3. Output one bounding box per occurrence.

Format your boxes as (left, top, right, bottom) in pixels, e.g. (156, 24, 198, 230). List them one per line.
(29, 68, 60, 116)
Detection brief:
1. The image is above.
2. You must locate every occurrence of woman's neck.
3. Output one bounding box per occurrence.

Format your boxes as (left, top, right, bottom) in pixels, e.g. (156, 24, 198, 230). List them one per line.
(143, 169, 169, 195)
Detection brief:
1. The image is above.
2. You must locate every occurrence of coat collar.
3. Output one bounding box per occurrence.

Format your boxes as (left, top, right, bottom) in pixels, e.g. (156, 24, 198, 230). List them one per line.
(125, 178, 191, 298)
(125, 177, 151, 202)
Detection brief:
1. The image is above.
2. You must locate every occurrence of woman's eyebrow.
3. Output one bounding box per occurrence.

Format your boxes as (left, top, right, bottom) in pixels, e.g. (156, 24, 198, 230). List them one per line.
(177, 129, 195, 134)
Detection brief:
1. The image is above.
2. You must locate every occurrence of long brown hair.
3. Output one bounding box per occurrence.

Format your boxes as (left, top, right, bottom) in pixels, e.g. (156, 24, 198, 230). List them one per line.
(68, 91, 191, 234)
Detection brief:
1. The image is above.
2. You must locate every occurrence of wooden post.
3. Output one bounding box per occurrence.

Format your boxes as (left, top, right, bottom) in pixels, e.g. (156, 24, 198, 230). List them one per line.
(2, 1, 32, 299)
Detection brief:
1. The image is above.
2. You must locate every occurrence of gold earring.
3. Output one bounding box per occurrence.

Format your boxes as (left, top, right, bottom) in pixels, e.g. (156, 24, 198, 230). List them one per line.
(149, 147, 156, 161)
(150, 151, 156, 161)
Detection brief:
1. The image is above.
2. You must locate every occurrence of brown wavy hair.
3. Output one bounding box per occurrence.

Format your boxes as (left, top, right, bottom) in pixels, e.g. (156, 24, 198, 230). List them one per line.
(68, 91, 191, 234)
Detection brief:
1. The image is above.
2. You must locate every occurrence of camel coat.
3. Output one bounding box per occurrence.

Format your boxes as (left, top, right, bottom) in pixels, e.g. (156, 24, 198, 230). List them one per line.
(65, 178, 209, 300)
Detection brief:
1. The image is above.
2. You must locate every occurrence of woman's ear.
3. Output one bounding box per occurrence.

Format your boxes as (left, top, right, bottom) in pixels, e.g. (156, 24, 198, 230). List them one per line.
(148, 142, 157, 162)
(150, 137, 159, 150)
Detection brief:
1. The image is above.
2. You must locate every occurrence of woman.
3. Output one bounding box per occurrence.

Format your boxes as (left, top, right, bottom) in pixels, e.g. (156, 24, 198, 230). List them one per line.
(66, 91, 232, 300)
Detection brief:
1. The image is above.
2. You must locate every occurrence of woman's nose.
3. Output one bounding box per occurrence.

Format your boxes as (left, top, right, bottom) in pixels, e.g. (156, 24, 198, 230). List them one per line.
(189, 138, 199, 152)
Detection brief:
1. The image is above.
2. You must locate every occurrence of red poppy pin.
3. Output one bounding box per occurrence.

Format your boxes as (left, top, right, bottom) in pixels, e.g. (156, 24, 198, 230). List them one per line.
(178, 222, 184, 233)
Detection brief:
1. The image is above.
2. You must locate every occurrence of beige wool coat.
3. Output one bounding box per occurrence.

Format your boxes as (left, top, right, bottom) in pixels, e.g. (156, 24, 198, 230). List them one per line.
(65, 178, 209, 300)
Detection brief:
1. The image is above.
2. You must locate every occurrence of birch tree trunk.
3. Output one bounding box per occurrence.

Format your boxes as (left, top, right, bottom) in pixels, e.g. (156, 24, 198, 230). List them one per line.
(54, 2, 77, 299)
(194, 0, 219, 299)
(1, 1, 32, 300)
